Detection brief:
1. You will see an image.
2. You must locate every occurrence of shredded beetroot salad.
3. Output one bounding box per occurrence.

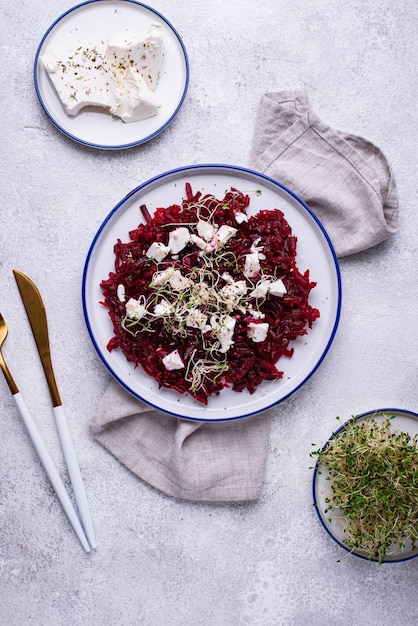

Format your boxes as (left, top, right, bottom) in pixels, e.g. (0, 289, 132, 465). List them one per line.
(100, 183, 320, 404)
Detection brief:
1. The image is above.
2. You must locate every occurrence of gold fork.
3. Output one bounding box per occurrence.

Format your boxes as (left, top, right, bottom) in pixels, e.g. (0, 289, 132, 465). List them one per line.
(0, 313, 90, 552)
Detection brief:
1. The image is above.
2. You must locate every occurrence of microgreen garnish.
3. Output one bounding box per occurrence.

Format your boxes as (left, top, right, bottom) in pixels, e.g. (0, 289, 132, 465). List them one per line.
(101, 184, 319, 404)
(311, 414, 418, 564)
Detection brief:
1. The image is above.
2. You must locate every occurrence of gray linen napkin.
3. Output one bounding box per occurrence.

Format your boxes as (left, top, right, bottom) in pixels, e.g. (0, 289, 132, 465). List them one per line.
(90, 380, 272, 501)
(90, 90, 398, 502)
(249, 91, 398, 257)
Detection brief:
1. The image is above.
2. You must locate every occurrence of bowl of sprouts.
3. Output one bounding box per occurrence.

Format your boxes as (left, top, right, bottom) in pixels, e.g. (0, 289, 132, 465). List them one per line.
(312, 408, 418, 564)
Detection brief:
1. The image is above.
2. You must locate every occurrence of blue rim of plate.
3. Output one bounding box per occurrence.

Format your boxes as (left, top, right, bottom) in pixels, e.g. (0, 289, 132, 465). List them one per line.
(312, 408, 418, 563)
(33, 0, 189, 150)
(82, 163, 342, 421)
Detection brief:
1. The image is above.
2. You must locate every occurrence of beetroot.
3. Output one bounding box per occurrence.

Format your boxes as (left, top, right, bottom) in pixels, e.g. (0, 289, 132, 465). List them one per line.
(100, 184, 320, 404)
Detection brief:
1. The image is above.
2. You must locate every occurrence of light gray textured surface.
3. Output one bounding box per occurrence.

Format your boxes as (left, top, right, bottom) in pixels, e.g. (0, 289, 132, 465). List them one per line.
(1, 1, 417, 625)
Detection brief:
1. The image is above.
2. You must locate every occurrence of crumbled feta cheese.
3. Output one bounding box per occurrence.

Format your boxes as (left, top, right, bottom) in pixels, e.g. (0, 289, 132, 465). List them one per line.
(249, 279, 270, 298)
(249, 308, 266, 319)
(152, 267, 173, 287)
(169, 270, 190, 290)
(215, 225, 238, 246)
(126, 297, 146, 320)
(244, 252, 261, 278)
(168, 227, 190, 254)
(190, 234, 208, 250)
(247, 322, 269, 343)
(197, 220, 216, 242)
(219, 280, 247, 309)
(222, 279, 247, 294)
(268, 278, 287, 297)
(146, 241, 170, 262)
(250, 238, 264, 253)
(186, 309, 208, 331)
(235, 211, 248, 224)
(152, 267, 189, 290)
(248, 277, 287, 298)
(191, 224, 237, 254)
(162, 349, 185, 371)
(195, 282, 211, 304)
(153, 299, 173, 316)
(117, 284, 126, 302)
(211, 314, 236, 353)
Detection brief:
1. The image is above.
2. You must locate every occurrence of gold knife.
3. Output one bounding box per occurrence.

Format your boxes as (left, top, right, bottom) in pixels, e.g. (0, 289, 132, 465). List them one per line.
(13, 270, 95, 549)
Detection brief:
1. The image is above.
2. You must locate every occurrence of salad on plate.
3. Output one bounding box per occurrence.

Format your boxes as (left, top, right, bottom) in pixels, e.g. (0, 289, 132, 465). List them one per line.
(100, 183, 320, 404)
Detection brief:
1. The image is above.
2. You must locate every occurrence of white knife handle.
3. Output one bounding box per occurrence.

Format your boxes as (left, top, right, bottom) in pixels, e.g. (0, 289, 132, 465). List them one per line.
(13, 392, 90, 553)
(53, 405, 96, 549)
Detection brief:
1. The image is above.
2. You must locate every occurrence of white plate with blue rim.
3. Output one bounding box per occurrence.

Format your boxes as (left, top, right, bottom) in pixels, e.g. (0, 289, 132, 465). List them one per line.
(82, 164, 342, 421)
(34, 0, 189, 150)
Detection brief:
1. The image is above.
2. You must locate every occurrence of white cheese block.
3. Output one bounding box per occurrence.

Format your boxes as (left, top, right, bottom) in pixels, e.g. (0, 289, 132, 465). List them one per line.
(244, 251, 261, 278)
(152, 267, 189, 290)
(117, 284, 126, 302)
(106, 25, 164, 92)
(113, 68, 160, 122)
(168, 227, 191, 254)
(163, 350, 185, 371)
(215, 225, 237, 246)
(146, 241, 170, 262)
(126, 297, 147, 320)
(40, 26, 164, 122)
(247, 322, 269, 343)
(211, 314, 236, 353)
(235, 211, 248, 224)
(268, 278, 287, 297)
(185, 309, 208, 331)
(190, 234, 208, 250)
(153, 299, 173, 316)
(40, 41, 119, 116)
(197, 220, 216, 242)
(249, 279, 270, 298)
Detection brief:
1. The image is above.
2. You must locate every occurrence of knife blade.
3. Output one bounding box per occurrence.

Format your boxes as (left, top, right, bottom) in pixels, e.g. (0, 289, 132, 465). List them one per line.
(13, 269, 96, 549)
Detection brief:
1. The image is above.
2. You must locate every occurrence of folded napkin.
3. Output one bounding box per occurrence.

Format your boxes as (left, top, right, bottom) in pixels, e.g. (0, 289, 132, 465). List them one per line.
(90, 380, 272, 501)
(90, 90, 398, 502)
(249, 91, 398, 257)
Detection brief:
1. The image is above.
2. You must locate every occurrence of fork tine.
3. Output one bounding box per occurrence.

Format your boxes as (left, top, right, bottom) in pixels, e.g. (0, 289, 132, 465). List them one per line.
(0, 312, 7, 339)
(0, 314, 19, 394)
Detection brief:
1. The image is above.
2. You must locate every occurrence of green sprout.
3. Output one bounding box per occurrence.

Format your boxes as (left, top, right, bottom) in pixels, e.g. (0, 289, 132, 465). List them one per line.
(311, 414, 418, 564)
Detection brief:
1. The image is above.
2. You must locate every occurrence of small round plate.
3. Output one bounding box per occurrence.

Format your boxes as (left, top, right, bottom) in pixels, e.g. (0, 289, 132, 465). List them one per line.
(34, 0, 189, 150)
(313, 408, 418, 563)
(82, 164, 341, 421)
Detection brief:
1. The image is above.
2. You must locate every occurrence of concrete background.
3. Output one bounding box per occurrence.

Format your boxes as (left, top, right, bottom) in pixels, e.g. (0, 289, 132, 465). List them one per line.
(1, 1, 417, 624)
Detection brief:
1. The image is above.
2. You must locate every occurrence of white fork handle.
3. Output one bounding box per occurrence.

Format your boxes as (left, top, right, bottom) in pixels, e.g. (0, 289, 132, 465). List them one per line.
(53, 405, 96, 549)
(13, 392, 90, 553)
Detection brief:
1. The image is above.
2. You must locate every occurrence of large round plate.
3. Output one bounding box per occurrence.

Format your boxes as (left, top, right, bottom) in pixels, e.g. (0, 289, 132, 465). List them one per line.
(82, 164, 341, 421)
(34, 0, 189, 150)
(313, 408, 418, 563)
